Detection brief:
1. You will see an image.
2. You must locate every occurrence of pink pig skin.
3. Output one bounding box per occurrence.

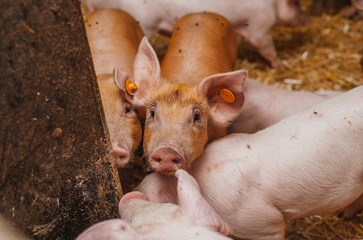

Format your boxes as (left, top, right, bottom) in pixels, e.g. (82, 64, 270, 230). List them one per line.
(136, 86, 363, 240)
(81, 0, 310, 69)
(77, 170, 231, 240)
(228, 78, 341, 134)
(76, 219, 140, 240)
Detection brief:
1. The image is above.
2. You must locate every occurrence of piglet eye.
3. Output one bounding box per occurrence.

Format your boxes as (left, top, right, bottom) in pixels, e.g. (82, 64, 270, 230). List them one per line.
(193, 110, 201, 122)
(150, 106, 155, 118)
(125, 104, 132, 114)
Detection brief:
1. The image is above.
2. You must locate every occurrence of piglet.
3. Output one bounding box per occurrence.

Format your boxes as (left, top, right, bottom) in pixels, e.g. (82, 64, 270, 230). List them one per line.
(227, 78, 341, 134)
(81, 0, 310, 69)
(137, 86, 363, 240)
(76, 170, 231, 240)
(116, 13, 247, 174)
(85, 9, 142, 167)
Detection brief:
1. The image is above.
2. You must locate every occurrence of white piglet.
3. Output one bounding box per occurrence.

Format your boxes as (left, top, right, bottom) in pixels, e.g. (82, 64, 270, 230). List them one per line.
(82, 0, 310, 69)
(228, 78, 341, 134)
(137, 86, 363, 240)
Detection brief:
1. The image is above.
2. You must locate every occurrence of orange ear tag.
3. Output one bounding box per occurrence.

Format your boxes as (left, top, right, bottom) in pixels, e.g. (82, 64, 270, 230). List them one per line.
(220, 89, 235, 103)
(126, 79, 137, 95)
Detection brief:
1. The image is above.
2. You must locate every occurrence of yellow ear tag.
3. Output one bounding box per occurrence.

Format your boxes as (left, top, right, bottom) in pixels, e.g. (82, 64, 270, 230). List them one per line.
(126, 79, 137, 95)
(220, 89, 235, 103)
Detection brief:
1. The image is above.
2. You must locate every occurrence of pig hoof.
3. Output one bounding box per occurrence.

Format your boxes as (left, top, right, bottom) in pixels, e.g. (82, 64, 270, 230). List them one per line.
(337, 209, 361, 220)
(337, 211, 348, 220)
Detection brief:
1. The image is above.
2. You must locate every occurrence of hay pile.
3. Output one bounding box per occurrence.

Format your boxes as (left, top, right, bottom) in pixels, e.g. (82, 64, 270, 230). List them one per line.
(236, 13, 363, 92)
(149, 4, 363, 240)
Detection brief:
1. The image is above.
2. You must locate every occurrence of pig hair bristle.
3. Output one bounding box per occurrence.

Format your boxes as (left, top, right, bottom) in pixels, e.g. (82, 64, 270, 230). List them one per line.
(144, 97, 157, 109)
(149, 83, 209, 113)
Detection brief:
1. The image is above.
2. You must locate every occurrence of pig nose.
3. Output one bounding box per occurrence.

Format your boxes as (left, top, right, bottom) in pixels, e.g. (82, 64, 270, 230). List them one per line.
(150, 148, 184, 173)
(119, 191, 148, 216)
(112, 142, 130, 168)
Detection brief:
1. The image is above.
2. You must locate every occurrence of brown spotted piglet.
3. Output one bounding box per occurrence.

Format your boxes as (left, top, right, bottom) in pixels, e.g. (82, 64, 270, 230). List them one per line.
(85, 9, 142, 168)
(116, 12, 247, 174)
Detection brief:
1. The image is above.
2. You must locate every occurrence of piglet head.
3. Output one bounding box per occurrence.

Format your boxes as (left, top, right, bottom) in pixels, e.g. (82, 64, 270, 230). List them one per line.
(143, 70, 246, 174)
(98, 73, 142, 168)
(117, 37, 246, 174)
(143, 82, 210, 174)
(118, 170, 230, 239)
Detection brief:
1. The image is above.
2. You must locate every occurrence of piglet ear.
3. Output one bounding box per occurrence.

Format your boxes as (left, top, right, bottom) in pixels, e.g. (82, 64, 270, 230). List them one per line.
(175, 170, 230, 236)
(114, 68, 133, 103)
(76, 219, 141, 240)
(198, 70, 247, 126)
(132, 37, 162, 107)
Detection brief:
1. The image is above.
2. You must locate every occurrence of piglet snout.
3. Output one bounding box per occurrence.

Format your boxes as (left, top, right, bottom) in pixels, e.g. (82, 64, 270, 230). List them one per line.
(119, 191, 148, 216)
(112, 142, 130, 168)
(150, 148, 184, 174)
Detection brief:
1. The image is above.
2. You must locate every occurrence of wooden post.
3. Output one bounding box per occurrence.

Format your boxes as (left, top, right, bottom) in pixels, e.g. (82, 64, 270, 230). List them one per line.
(0, 0, 122, 239)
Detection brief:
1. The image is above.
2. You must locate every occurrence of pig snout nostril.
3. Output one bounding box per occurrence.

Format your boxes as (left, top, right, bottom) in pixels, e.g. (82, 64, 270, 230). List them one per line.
(114, 150, 128, 160)
(118, 152, 127, 159)
(150, 148, 184, 172)
(111, 142, 130, 168)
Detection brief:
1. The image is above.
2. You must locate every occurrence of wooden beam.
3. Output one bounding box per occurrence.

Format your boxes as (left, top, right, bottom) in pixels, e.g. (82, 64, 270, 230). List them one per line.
(0, 1, 122, 239)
